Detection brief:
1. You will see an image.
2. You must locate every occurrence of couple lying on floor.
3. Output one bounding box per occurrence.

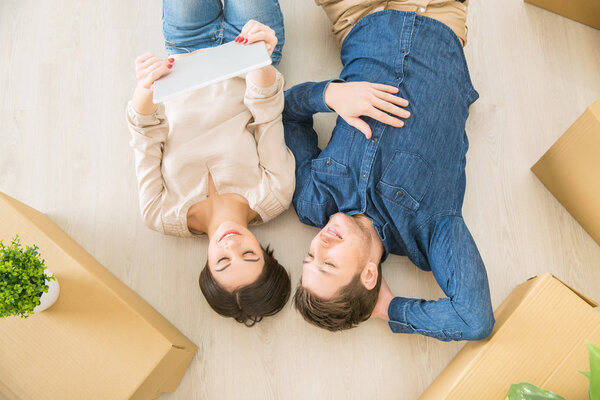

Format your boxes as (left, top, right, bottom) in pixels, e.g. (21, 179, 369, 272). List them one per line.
(126, 0, 495, 341)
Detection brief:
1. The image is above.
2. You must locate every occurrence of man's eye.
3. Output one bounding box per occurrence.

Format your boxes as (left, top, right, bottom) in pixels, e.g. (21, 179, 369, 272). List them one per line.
(307, 253, 314, 258)
(243, 250, 255, 255)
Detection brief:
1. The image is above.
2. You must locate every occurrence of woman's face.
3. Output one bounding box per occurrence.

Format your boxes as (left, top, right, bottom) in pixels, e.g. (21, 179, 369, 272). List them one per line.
(207, 221, 265, 292)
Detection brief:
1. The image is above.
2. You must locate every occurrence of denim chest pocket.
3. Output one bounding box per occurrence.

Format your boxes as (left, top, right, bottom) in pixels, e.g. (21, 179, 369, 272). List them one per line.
(376, 151, 433, 212)
(311, 157, 349, 176)
(311, 124, 355, 177)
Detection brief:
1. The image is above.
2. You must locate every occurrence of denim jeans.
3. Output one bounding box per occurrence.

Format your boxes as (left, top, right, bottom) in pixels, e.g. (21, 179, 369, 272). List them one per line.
(162, 0, 285, 65)
(283, 10, 494, 341)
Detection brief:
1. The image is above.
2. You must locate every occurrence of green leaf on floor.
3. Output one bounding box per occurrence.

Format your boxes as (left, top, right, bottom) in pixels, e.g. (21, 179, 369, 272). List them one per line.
(586, 341, 600, 400)
(505, 383, 566, 400)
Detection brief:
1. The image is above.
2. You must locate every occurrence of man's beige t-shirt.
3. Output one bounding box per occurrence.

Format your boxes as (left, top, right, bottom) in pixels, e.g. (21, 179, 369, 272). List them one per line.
(126, 63, 295, 238)
(316, 0, 469, 48)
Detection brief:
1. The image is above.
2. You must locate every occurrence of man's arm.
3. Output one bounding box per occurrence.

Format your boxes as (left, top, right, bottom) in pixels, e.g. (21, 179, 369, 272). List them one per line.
(283, 81, 335, 211)
(372, 215, 495, 342)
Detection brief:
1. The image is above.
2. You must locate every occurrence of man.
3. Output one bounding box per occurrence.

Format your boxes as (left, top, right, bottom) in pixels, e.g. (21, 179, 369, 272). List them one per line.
(283, 0, 495, 341)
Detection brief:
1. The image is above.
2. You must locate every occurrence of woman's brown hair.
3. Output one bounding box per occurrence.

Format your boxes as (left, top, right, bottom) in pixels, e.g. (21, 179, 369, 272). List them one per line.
(199, 246, 291, 326)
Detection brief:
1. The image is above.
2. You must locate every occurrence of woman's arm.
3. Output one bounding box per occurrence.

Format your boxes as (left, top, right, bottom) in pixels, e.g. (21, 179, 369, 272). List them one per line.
(238, 21, 296, 215)
(126, 53, 174, 232)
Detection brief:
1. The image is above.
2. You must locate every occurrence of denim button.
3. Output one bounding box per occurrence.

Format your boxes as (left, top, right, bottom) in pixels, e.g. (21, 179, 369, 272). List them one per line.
(326, 160, 331, 166)
(362, 173, 367, 178)
(401, 50, 406, 54)
(372, 137, 378, 143)
(397, 191, 403, 197)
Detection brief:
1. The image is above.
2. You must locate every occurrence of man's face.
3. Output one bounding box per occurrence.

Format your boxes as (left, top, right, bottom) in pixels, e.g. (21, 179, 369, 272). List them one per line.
(301, 213, 371, 299)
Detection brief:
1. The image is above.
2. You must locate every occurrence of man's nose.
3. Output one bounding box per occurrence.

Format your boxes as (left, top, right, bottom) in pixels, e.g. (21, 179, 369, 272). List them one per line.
(318, 232, 330, 247)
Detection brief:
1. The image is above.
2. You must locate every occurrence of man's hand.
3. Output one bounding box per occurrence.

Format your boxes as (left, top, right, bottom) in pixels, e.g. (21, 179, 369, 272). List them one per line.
(324, 82, 410, 139)
(370, 277, 394, 321)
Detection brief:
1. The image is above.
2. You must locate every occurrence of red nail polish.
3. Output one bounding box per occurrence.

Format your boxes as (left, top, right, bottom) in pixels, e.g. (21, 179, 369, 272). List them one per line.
(167, 64, 172, 69)
(168, 58, 174, 62)
(244, 38, 248, 44)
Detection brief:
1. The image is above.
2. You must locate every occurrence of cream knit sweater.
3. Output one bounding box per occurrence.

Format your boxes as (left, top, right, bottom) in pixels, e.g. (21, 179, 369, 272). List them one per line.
(126, 68, 295, 237)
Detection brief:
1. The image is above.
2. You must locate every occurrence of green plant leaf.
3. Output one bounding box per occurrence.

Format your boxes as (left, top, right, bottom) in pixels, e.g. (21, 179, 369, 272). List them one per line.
(0, 235, 49, 319)
(506, 383, 566, 400)
(588, 341, 600, 400)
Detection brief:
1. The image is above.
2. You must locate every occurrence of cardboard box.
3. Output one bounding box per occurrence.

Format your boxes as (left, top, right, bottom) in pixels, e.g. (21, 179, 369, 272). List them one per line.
(532, 99, 600, 247)
(420, 274, 600, 399)
(0, 193, 197, 400)
(525, 0, 600, 30)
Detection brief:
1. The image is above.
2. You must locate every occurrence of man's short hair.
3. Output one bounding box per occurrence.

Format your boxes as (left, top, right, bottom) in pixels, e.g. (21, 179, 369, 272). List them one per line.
(199, 246, 291, 327)
(293, 262, 382, 331)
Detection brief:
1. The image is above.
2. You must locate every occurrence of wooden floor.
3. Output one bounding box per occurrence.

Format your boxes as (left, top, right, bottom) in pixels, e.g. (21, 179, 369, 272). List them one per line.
(1, 0, 599, 399)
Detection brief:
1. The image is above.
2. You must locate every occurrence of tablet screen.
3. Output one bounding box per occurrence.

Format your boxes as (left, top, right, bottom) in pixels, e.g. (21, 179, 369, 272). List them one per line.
(153, 41, 271, 103)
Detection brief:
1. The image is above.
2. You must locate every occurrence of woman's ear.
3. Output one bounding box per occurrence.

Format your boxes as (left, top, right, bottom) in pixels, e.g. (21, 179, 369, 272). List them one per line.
(360, 262, 379, 291)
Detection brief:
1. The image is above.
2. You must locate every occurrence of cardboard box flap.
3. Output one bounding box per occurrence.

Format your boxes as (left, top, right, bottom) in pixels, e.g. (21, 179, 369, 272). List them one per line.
(524, 0, 600, 30)
(551, 274, 598, 307)
(131, 345, 195, 400)
(531, 99, 600, 246)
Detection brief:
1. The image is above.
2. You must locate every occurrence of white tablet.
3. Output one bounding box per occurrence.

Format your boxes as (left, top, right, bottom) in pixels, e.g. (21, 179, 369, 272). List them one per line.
(153, 41, 272, 103)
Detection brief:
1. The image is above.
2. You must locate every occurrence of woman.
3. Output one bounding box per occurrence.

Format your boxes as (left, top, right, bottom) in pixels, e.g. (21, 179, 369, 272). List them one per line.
(126, 0, 294, 326)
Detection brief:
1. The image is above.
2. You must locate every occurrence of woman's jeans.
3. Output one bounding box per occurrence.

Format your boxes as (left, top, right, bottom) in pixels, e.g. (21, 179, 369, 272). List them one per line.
(162, 0, 285, 65)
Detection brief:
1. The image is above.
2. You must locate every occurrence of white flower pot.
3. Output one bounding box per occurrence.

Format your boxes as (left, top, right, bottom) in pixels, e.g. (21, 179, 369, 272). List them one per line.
(33, 269, 60, 313)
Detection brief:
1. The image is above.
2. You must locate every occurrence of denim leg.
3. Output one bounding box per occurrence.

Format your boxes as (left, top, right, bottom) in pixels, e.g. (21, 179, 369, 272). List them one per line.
(387, 215, 495, 341)
(162, 0, 224, 54)
(222, 0, 285, 66)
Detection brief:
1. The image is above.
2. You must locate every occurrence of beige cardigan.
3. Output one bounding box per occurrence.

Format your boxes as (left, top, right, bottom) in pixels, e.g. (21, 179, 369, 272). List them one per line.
(126, 68, 295, 237)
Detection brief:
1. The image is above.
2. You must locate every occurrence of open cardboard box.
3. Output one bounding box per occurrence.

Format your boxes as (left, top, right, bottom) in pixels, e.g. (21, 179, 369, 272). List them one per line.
(420, 273, 600, 399)
(532, 99, 600, 247)
(0, 193, 197, 400)
(524, 0, 600, 29)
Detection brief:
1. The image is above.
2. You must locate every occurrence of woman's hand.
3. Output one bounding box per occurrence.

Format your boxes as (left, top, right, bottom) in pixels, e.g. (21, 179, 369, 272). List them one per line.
(235, 20, 277, 56)
(134, 52, 174, 90)
(324, 82, 411, 139)
(131, 53, 174, 114)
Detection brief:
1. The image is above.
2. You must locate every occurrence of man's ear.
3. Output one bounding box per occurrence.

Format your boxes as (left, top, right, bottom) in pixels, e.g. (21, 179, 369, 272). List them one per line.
(360, 262, 379, 291)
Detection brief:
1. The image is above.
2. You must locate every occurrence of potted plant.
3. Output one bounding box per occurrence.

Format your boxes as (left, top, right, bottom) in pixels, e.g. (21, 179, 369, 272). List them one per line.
(506, 341, 600, 400)
(0, 235, 59, 318)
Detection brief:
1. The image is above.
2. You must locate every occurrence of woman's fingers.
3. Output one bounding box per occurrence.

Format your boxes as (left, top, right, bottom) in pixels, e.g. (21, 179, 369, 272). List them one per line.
(135, 52, 154, 66)
(139, 56, 160, 72)
(142, 64, 172, 89)
(140, 59, 172, 79)
(238, 19, 258, 39)
(245, 31, 270, 45)
(236, 20, 276, 49)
